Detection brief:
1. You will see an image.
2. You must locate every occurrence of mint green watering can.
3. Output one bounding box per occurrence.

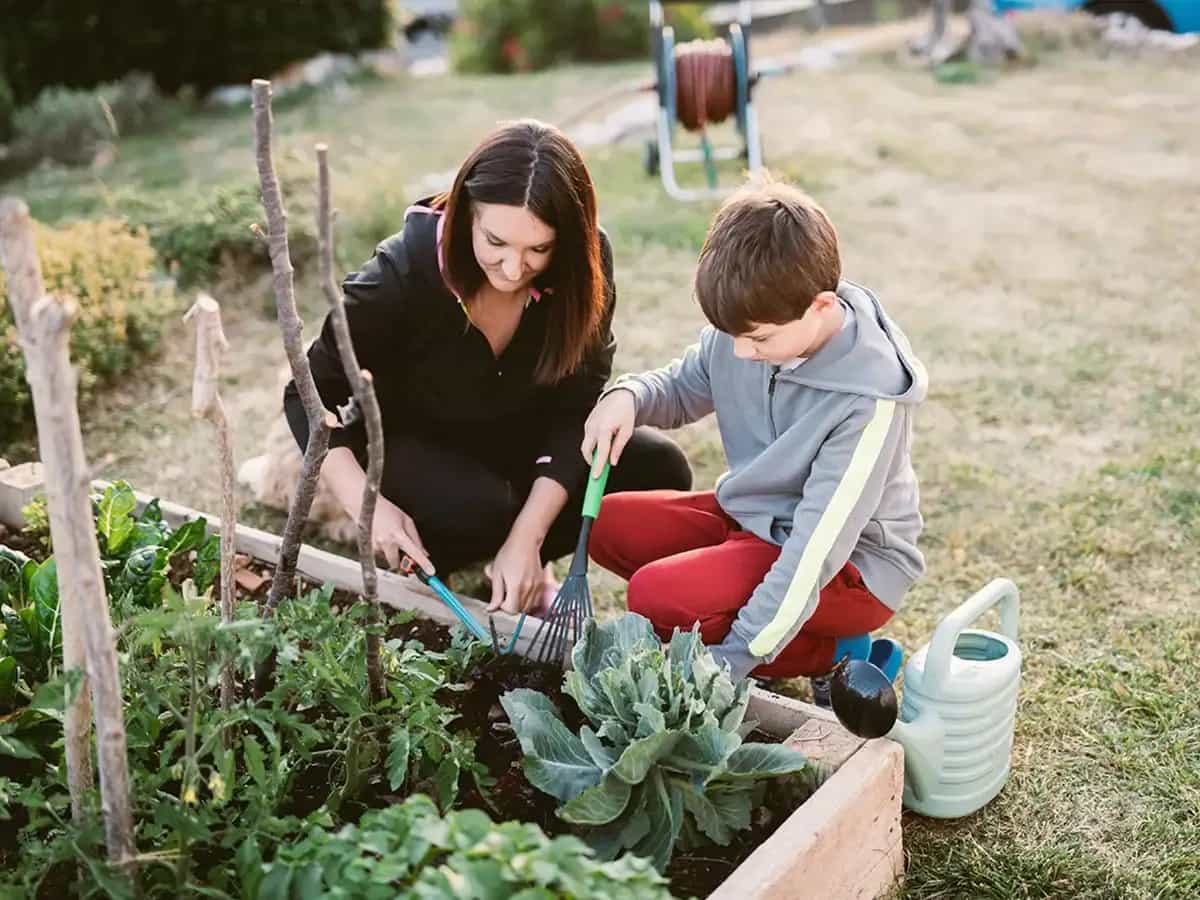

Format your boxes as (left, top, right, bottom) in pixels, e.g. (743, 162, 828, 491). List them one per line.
(832, 578, 1021, 819)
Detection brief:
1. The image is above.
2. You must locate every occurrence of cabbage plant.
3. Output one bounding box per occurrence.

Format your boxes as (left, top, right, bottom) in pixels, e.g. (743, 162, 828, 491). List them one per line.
(501, 613, 809, 871)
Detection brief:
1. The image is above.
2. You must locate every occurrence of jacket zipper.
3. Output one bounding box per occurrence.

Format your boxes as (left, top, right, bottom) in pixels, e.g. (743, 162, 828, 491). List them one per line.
(767, 366, 779, 440)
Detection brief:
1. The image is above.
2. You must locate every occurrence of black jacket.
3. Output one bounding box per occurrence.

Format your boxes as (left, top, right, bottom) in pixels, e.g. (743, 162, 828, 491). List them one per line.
(283, 202, 616, 494)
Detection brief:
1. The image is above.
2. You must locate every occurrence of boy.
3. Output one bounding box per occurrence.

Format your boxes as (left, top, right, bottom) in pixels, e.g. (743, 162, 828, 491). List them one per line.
(581, 179, 926, 683)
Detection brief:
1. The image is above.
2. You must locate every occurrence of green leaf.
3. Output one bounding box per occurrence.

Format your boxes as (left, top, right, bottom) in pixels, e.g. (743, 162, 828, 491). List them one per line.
(631, 770, 684, 872)
(166, 518, 208, 557)
(435, 755, 460, 810)
(501, 689, 601, 802)
(388, 726, 411, 791)
(244, 736, 267, 789)
(571, 613, 658, 681)
(0, 657, 15, 709)
(579, 725, 618, 769)
(665, 723, 740, 776)
(559, 773, 632, 825)
(98, 481, 138, 554)
(609, 730, 681, 785)
(29, 558, 59, 642)
(724, 742, 809, 779)
(0, 547, 32, 608)
(0, 734, 39, 759)
(681, 782, 752, 845)
(193, 535, 220, 594)
(257, 864, 292, 900)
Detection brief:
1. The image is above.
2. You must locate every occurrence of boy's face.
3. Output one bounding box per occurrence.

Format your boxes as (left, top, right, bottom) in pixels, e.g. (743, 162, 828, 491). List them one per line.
(731, 291, 838, 365)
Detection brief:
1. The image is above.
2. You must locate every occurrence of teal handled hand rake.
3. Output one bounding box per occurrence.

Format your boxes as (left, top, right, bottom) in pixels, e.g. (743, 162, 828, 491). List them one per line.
(527, 456, 611, 666)
(400, 554, 522, 654)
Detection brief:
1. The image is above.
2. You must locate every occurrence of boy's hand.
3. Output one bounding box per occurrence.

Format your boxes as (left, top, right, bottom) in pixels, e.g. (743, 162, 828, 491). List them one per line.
(582, 389, 637, 478)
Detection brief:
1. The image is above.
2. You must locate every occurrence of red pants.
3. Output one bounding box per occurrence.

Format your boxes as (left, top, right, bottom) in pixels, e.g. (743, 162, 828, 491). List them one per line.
(589, 491, 894, 678)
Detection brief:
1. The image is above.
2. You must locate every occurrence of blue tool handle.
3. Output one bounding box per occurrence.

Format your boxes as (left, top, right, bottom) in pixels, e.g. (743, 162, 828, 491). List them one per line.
(400, 554, 490, 642)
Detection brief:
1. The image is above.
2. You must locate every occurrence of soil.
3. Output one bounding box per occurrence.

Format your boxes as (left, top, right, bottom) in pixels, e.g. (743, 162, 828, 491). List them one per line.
(0, 524, 48, 563)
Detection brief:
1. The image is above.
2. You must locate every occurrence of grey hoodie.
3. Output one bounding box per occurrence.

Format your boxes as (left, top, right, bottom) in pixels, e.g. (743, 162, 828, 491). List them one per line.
(607, 281, 927, 680)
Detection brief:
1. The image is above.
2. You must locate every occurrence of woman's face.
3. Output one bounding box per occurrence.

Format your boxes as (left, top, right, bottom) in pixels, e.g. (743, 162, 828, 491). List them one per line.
(471, 202, 556, 295)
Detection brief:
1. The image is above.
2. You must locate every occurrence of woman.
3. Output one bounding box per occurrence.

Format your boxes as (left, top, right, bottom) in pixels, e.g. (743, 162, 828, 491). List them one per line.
(285, 120, 692, 616)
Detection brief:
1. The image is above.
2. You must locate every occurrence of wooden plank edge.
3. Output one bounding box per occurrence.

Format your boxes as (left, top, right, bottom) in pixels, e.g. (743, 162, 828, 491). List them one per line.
(708, 738, 904, 900)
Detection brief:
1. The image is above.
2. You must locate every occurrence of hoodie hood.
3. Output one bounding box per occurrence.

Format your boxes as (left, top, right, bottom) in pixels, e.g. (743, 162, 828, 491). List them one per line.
(779, 281, 928, 404)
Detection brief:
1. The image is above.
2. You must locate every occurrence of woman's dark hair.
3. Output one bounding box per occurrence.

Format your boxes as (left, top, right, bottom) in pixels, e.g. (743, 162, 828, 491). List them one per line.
(435, 120, 605, 385)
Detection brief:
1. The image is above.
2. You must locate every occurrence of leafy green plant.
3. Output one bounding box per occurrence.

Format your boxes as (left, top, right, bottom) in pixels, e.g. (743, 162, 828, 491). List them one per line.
(502, 614, 810, 870)
(260, 793, 673, 899)
(18, 495, 50, 553)
(0, 546, 60, 697)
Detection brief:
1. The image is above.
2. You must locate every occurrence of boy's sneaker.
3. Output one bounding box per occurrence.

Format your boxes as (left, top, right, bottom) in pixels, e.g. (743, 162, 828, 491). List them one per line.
(810, 673, 833, 709)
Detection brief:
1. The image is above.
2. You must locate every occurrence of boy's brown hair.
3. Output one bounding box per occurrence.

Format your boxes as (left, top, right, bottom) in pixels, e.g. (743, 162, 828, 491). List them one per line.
(695, 177, 841, 335)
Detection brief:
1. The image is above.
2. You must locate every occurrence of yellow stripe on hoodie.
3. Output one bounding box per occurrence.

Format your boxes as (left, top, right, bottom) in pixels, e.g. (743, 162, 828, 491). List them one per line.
(749, 399, 897, 658)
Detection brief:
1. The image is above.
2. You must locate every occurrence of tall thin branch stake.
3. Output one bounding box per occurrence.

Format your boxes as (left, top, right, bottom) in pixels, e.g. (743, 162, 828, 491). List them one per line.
(251, 79, 335, 613)
(316, 145, 386, 702)
(184, 293, 237, 711)
(0, 198, 136, 873)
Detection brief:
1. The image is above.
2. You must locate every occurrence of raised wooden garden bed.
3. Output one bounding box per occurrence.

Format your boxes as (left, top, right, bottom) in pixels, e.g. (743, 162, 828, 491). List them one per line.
(0, 462, 903, 898)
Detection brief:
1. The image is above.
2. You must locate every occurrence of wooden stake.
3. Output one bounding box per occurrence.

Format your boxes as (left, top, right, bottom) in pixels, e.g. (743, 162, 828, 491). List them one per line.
(0, 197, 136, 873)
(251, 79, 335, 614)
(0, 201, 93, 822)
(315, 145, 386, 702)
(184, 293, 237, 711)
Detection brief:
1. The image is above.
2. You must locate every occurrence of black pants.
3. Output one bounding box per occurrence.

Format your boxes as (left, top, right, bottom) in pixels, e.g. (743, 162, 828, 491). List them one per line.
(289, 414, 693, 573)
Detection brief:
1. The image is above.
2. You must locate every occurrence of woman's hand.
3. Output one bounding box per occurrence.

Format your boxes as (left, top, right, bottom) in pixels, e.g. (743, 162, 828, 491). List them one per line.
(581, 388, 636, 477)
(487, 531, 545, 615)
(371, 496, 434, 574)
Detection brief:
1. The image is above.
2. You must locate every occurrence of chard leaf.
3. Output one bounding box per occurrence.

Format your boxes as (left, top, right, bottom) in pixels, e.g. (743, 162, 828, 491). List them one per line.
(165, 518, 208, 557)
(501, 689, 601, 802)
(193, 535, 220, 594)
(724, 742, 809, 779)
(559, 773, 632, 825)
(0, 547, 33, 609)
(29, 559, 58, 644)
(0, 657, 15, 709)
(97, 482, 137, 554)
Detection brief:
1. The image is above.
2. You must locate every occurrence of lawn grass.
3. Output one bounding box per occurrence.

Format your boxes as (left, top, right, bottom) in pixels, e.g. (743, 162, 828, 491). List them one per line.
(2, 26, 1198, 899)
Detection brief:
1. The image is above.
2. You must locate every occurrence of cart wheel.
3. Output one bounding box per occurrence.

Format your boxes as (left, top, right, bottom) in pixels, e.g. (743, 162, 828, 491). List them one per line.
(644, 139, 660, 177)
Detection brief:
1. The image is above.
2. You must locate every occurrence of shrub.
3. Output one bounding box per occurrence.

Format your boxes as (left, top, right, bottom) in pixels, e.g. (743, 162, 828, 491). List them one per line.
(6, 73, 173, 171)
(10, 85, 115, 167)
(0, 218, 175, 443)
(0, 1, 391, 107)
(452, 0, 712, 74)
(125, 168, 318, 287)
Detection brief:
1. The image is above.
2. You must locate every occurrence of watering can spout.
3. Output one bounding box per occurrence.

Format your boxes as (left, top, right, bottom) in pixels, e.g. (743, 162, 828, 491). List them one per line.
(887, 713, 944, 805)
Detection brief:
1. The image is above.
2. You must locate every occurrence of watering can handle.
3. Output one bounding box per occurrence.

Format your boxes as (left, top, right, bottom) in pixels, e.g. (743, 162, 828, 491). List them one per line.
(923, 578, 1019, 694)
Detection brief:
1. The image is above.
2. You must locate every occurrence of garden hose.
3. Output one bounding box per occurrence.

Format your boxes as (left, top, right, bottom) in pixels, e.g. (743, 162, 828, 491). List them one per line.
(673, 39, 737, 132)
